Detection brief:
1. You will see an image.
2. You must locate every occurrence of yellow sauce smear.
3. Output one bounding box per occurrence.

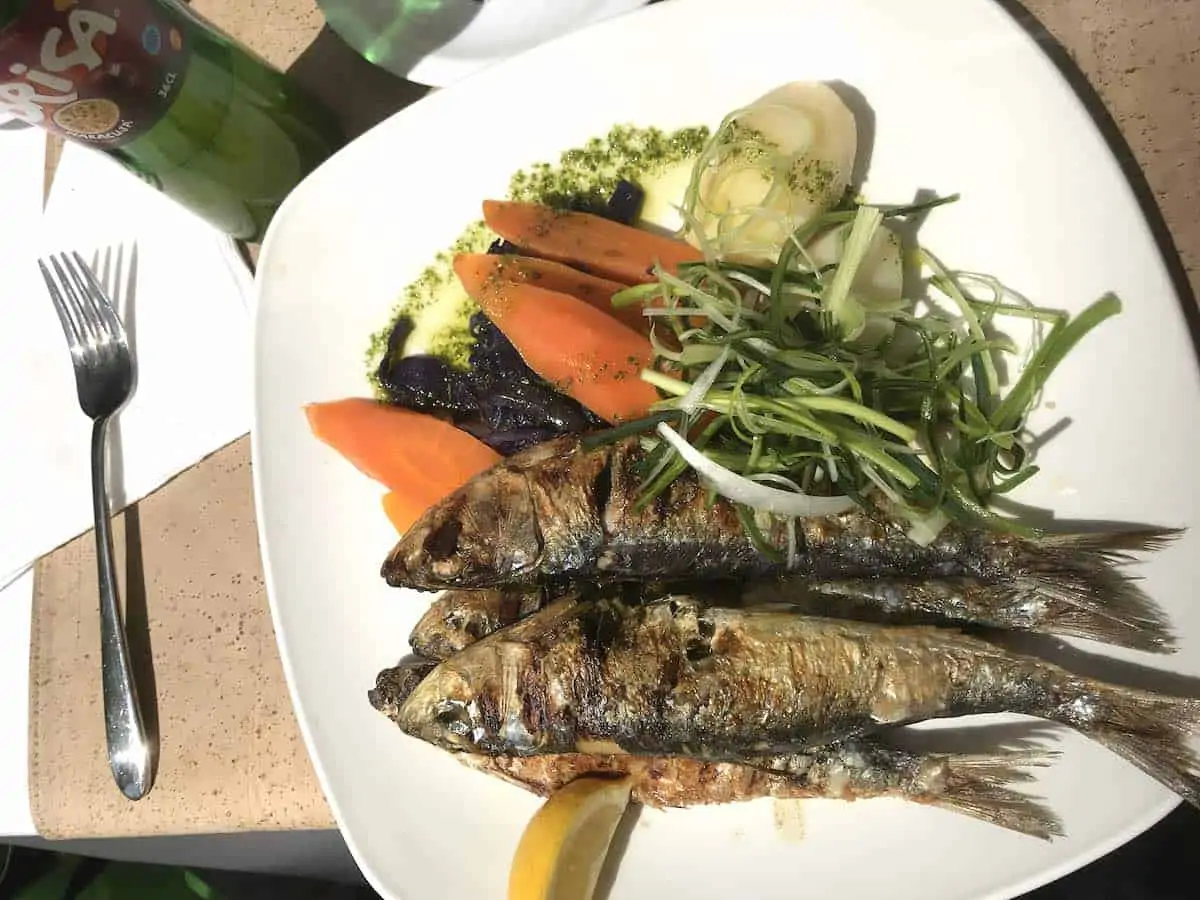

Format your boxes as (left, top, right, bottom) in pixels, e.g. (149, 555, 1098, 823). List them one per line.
(772, 799, 807, 844)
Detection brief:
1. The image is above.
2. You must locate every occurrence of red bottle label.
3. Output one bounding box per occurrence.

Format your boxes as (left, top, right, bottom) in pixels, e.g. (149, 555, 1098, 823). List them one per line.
(0, 0, 190, 148)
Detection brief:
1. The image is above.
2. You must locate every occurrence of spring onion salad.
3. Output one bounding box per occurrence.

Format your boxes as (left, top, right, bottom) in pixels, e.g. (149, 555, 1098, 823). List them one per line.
(591, 82, 1120, 550)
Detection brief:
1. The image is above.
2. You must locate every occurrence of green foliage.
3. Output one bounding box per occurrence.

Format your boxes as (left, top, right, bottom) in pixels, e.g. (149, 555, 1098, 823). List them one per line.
(0, 846, 219, 900)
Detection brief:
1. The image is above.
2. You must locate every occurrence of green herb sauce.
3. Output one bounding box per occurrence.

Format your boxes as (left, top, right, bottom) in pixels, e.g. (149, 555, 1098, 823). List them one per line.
(789, 156, 836, 201)
(720, 121, 772, 166)
(365, 123, 711, 395)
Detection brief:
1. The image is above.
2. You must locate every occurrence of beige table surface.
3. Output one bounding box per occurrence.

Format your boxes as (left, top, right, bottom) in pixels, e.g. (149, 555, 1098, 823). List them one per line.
(27, 0, 1200, 841)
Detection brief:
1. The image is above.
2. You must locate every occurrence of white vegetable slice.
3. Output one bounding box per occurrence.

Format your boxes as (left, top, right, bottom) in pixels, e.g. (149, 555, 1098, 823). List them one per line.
(688, 81, 859, 262)
(807, 220, 906, 309)
(678, 345, 731, 413)
(904, 507, 951, 547)
(655, 423, 856, 516)
(749, 81, 858, 217)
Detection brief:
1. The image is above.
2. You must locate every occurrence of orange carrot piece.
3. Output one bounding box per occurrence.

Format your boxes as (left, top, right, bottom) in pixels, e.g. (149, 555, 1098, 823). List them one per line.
(381, 488, 448, 537)
(454, 253, 649, 334)
(304, 399, 500, 493)
(455, 252, 631, 298)
(482, 200, 703, 285)
(472, 283, 659, 424)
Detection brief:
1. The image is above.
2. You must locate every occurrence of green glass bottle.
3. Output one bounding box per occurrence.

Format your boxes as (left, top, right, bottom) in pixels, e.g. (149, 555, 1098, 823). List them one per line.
(0, 0, 344, 241)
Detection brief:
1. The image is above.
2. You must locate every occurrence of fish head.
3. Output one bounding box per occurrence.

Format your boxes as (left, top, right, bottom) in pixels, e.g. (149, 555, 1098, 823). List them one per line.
(367, 655, 438, 722)
(382, 467, 542, 589)
(395, 661, 483, 751)
(395, 640, 541, 755)
(393, 614, 566, 753)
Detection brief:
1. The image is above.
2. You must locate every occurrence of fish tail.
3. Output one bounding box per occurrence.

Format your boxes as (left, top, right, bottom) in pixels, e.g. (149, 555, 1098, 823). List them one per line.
(920, 749, 1064, 840)
(1036, 526, 1184, 561)
(1017, 527, 1183, 652)
(1008, 574, 1177, 653)
(1062, 680, 1200, 807)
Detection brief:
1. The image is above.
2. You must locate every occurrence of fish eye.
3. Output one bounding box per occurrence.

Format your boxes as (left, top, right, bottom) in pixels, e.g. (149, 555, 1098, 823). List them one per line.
(685, 638, 712, 662)
(424, 519, 463, 560)
(434, 700, 471, 737)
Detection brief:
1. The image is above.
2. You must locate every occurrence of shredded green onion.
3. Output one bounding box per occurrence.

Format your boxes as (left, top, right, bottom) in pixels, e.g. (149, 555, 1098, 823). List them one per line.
(610, 190, 1119, 538)
(821, 205, 884, 341)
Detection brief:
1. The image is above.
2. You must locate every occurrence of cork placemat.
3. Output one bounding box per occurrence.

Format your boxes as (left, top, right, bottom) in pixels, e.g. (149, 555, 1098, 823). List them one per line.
(27, 438, 335, 838)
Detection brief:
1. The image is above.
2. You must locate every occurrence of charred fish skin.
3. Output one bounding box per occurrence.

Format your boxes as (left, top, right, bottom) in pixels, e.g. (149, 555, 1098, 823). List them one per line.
(381, 436, 769, 590)
(409, 588, 553, 660)
(743, 574, 1177, 655)
(405, 574, 1174, 672)
(381, 437, 1180, 604)
(596, 438, 769, 579)
(797, 515, 1182, 612)
(398, 596, 1037, 756)
(455, 741, 1062, 839)
(368, 654, 439, 720)
(370, 613, 1062, 839)
(407, 580, 697, 662)
(395, 596, 1200, 809)
(382, 439, 567, 591)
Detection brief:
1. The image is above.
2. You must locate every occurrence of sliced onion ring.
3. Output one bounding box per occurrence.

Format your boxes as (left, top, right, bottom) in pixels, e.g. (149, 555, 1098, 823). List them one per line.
(679, 345, 730, 414)
(655, 423, 856, 517)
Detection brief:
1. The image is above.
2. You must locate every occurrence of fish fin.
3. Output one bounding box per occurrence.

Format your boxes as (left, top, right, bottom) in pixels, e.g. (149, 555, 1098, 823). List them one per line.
(923, 749, 1064, 840)
(1019, 528, 1183, 652)
(1037, 526, 1184, 561)
(1065, 682, 1200, 807)
(1005, 574, 1177, 654)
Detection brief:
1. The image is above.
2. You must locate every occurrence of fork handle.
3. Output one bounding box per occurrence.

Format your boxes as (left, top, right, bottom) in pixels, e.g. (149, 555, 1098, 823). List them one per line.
(92, 416, 154, 801)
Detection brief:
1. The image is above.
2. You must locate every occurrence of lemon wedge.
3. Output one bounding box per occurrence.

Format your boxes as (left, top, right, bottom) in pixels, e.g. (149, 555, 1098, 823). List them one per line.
(508, 776, 634, 900)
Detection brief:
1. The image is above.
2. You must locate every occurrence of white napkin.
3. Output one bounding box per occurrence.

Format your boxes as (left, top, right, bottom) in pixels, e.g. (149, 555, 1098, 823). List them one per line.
(0, 141, 255, 588)
(0, 568, 35, 835)
(0, 126, 47, 836)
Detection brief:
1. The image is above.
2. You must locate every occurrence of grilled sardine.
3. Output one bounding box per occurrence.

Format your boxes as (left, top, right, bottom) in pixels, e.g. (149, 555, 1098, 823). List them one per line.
(748, 575, 1176, 653)
(381, 440, 1179, 642)
(407, 570, 1173, 664)
(391, 595, 1200, 807)
(457, 743, 1062, 839)
(370, 654, 438, 709)
(409, 589, 551, 660)
(367, 642, 1061, 839)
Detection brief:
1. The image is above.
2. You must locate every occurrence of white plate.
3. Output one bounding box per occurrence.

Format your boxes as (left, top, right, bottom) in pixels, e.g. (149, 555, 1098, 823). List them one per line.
(251, 1, 1200, 898)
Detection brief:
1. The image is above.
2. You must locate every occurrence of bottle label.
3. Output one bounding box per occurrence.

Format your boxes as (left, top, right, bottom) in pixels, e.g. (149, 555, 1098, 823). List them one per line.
(0, 0, 190, 148)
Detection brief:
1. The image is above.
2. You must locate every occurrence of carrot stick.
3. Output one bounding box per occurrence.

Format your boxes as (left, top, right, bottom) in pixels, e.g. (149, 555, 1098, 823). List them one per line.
(304, 398, 500, 493)
(482, 200, 703, 285)
(472, 282, 659, 423)
(454, 253, 650, 334)
(381, 488, 449, 537)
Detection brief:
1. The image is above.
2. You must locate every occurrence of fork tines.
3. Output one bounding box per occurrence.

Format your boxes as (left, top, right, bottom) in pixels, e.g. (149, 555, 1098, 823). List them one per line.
(38, 250, 124, 352)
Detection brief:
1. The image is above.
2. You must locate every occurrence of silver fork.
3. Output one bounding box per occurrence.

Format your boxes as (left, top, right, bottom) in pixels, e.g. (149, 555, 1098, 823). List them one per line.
(39, 250, 154, 801)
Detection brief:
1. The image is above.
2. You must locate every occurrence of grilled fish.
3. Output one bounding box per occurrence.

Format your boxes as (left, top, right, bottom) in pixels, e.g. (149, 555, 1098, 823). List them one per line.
(747, 575, 1175, 653)
(367, 642, 1061, 839)
(407, 569, 1173, 664)
(409, 589, 550, 660)
(381, 439, 1178, 637)
(370, 653, 438, 710)
(456, 743, 1062, 839)
(391, 595, 1200, 807)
